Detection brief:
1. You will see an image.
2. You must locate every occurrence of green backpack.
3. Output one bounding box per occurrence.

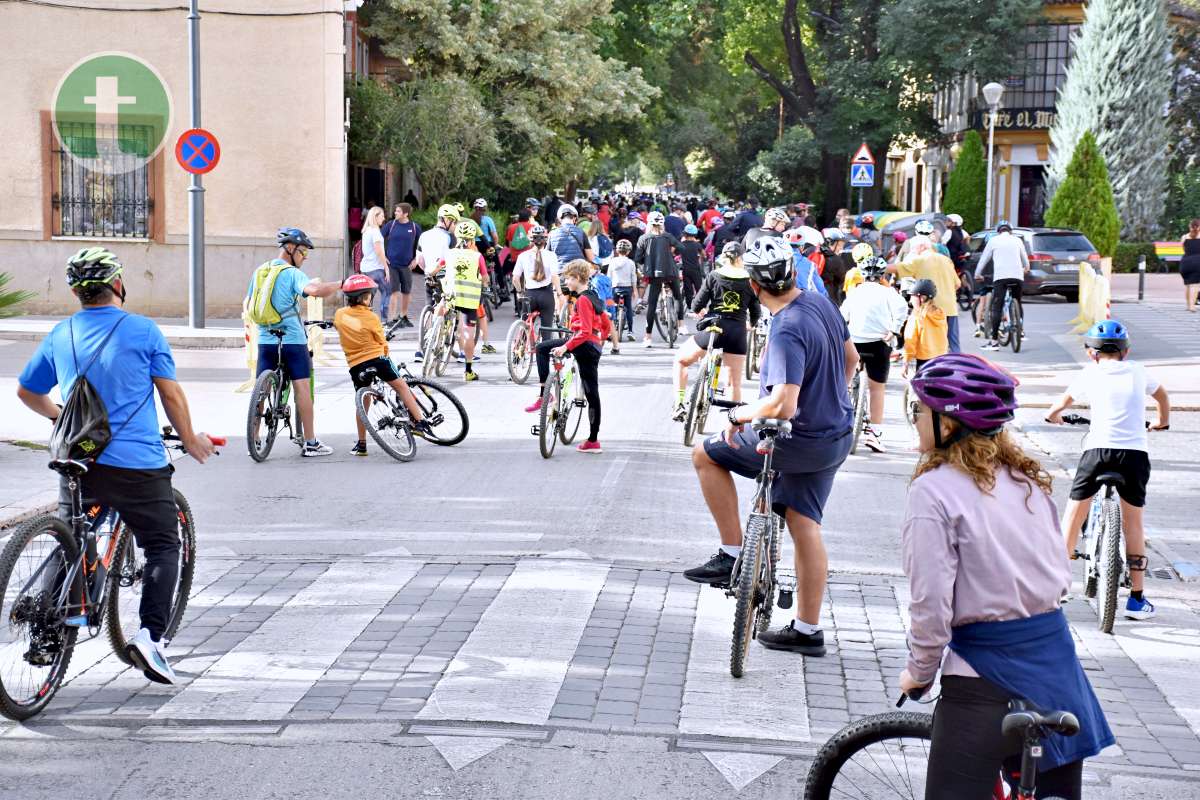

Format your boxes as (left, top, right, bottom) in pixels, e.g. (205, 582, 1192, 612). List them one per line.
(247, 262, 296, 326)
(509, 224, 531, 251)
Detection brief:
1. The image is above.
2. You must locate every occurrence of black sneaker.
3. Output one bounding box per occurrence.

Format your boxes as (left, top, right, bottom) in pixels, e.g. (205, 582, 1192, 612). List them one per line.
(413, 420, 435, 439)
(758, 622, 826, 656)
(401, 316, 413, 328)
(684, 551, 736, 585)
(350, 441, 368, 457)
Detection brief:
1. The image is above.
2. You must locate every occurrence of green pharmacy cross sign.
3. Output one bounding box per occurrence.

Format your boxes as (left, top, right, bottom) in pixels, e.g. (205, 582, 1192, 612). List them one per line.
(52, 52, 173, 176)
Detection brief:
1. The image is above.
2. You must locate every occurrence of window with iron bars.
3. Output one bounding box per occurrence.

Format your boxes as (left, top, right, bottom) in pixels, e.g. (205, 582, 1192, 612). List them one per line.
(51, 121, 155, 239)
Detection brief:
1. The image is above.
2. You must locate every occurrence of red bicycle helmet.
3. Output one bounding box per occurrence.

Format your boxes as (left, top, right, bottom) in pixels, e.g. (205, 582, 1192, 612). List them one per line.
(342, 274, 377, 295)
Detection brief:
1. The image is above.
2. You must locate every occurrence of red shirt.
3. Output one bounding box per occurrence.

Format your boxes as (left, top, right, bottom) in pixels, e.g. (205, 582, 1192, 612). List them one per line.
(566, 293, 612, 352)
(698, 208, 721, 233)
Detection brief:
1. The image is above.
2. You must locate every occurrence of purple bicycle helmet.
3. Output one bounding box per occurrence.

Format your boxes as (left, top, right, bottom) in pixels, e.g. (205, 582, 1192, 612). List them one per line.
(910, 354, 1018, 443)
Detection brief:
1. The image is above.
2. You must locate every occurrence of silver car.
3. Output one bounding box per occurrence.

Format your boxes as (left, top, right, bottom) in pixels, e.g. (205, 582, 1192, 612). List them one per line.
(965, 227, 1099, 302)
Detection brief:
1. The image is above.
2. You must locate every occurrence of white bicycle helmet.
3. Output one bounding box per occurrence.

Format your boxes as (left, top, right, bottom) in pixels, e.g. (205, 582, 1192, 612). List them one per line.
(764, 207, 790, 226)
(797, 225, 824, 249)
(914, 219, 935, 236)
(557, 204, 578, 220)
(647, 211, 666, 227)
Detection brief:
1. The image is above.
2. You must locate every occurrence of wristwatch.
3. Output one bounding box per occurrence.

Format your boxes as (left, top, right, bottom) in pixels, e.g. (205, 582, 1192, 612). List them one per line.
(726, 406, 741, 426)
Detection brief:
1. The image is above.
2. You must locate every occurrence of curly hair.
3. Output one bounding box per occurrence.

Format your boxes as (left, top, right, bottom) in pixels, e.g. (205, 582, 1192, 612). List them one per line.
(913, 420, 1053, 506)
(562, 259, 592, 285)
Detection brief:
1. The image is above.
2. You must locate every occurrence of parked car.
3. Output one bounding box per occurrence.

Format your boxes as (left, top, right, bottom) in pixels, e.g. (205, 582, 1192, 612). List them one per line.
(964, 227, 1099, 302)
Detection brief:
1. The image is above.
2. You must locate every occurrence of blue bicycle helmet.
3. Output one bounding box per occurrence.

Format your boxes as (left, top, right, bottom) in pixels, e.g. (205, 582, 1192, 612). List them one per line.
(1084, 319, 1130, 352)
(996, 219, 1013, 233)
(277, 227, 314, 249)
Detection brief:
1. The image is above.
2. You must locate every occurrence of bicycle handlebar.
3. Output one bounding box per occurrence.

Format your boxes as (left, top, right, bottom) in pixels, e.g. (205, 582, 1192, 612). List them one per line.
(305, 320, 334, 330)
(162, 426, 226, 449)
(1056, 414, 1165, 431)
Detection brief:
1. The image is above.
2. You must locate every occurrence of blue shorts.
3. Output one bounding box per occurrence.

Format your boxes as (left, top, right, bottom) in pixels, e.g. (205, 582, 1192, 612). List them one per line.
(257, 343, 312, 381)
(703, 425, 852, 524)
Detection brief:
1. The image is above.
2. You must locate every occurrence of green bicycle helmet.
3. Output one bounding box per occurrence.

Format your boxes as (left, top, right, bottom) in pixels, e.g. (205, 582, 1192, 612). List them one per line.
(66, 247, 123, 287)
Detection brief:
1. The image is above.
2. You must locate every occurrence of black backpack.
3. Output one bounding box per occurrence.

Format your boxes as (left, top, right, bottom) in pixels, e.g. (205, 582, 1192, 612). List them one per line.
(49, 316, 150, 463)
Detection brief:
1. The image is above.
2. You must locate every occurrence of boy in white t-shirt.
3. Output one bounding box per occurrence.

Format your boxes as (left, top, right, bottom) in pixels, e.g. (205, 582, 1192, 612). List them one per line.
(1046, 320, 1170, 620)
(607, 240, 639, 342)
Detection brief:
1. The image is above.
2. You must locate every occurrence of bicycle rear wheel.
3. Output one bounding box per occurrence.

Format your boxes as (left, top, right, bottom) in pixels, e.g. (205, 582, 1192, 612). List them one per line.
(0, 515, 79, 720)
(436, 319, 455, 378)
(682, 373, 705, 447)
(506, 320, 533, 384)
(246, 369, 281, 462)
(1009, 300, 1023, 354)
(745, 335, 757, 380)
(803, 712, 933, 800)
(730, 514, 767, 678)
(355, 386, 417, 462)
(539, 378, 560, 459)
(1098, 497, 1122, 634)
(417, 304, 434, 349)
(421, 322, 441, 379)
(406, 378, 469, 446)
(560, 380, 585, 445)
(107, 490, 197, 663)
(849, 370, 867, 455)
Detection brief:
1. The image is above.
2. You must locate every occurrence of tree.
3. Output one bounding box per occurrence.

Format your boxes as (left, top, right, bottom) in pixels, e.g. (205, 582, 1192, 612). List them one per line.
(1047, 0, 1173, 240)
(942, 130, 987, 233)
(1045, 131, 1120, 257)
(0, 273, 33, 318)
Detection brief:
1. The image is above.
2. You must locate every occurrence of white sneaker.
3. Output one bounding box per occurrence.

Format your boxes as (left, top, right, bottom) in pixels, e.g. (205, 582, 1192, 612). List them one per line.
(126, 628, 176, 685)
(863, 429, 886, 453)
(302, 441, 334, 457)
(643, 338, 653, 349)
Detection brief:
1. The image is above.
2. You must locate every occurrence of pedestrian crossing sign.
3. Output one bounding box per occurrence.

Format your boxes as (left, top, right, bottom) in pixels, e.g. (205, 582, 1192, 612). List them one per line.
(850, 163, 875, 187)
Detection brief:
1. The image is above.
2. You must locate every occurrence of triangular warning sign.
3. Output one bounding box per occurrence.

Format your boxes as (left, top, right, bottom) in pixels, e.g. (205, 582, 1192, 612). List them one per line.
(852, 142, 875, 164)
(852, 164, 873, 184)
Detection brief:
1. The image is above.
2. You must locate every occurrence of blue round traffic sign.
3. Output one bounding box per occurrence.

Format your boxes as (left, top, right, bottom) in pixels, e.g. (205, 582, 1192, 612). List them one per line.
(175, 128, 220, 175)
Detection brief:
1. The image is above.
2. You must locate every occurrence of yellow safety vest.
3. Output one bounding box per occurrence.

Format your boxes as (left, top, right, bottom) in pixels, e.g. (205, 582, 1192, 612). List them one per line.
(443, 249, 483, 310)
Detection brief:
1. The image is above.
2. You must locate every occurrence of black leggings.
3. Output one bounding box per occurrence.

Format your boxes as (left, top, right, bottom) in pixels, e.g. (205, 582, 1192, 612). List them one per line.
(645, 277, 683, 336)
(990, 278, 1023, 340)
(526, 285, 557, 342)
(536, 340, 602, 442)
(58, 464, 180, 641)
(927, 675, 1083, 799)
(682, 268, 704, 309)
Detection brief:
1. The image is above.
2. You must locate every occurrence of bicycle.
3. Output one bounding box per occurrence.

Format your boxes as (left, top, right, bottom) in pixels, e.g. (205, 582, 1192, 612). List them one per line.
(654, 283, 680, 348)
(612, 295, 629, 345)
(422, 301, 460, 379)
(505, 296, 541, 385)
(355, 359, 470, 454)
(745, 313, 769, 380)
(682, 322, 725, 447)
(803, 692, 1080, 800)
(531, 330, 586, 459)
(0, 427, 224, 720)
(956, 268, 975, 312)
(848, 362, 869, 455)
(246, 320, 332, 462)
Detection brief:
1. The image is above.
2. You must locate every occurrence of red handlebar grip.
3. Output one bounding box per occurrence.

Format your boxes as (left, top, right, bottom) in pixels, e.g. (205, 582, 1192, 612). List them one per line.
(208, 436, 227, 447)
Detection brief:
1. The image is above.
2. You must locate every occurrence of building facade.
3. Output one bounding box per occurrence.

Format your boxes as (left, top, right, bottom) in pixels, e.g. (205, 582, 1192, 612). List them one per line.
(0, 0, 347, 316)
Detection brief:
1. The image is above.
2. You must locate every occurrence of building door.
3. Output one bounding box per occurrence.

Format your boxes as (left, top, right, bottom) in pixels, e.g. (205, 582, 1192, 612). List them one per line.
(1018, 165, 1047, 227)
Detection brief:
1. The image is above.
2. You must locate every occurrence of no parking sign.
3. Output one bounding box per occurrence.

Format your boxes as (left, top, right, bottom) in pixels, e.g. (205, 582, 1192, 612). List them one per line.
(175, 128, 220, 175)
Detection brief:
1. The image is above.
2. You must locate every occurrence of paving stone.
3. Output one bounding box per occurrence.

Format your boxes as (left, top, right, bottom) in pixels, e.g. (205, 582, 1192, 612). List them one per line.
(550, 703, 594, 721)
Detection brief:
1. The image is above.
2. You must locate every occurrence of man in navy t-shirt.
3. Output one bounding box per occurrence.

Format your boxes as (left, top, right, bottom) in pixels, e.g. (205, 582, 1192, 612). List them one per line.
(683, 235, 859, 659)
(381, 202, 422, 327)
(17, 247, 216, 686)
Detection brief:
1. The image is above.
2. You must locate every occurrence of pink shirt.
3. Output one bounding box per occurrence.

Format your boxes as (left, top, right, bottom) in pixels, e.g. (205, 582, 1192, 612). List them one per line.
(901, 464, 1071, 684)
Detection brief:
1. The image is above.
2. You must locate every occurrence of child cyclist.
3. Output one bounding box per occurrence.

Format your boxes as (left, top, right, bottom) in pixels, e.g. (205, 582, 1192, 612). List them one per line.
(608, 239, 639, 343)
(671, 244, 761, 421)
(840, 256, 908, 453)
(588, 259, 621, 354)
(1045, 320, 1170, 620)
(901, 354, 1113, 800)
(333, 274, 430, 456)
(903, 278, 947, 376)
(526, 260, 613, 454)
(434, 219, 491, 381)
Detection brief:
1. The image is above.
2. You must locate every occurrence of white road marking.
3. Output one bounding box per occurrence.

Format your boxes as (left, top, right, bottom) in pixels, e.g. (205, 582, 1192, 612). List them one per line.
(702, 752, 785, 790)
(417, 559, 608, 725)
(425, 735, 511, 770)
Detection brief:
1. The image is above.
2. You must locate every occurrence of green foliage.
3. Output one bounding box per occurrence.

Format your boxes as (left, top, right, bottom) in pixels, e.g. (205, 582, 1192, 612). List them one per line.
(1044, 132, 1121, 258)
(0, 273, 33, 319)
(756, 125, 824, 203)
(942, 131, 986, 233)
(1165, 168, 1200, 237)
(1112, 242, 1164, 273)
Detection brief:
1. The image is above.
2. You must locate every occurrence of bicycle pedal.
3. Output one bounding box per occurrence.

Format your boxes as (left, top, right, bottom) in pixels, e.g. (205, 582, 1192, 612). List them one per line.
(573, 399, 586, 407)
(777, 590, 794, 610)
(530, 425, 541, 436)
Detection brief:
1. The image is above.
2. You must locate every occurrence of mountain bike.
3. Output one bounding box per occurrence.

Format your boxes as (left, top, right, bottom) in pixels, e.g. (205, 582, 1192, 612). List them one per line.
(531, 330, 585, 459)
(803, 692, 1080, 800)
(0, 428, 224, 720)
(654, 284, 680, 348)
(848, 362, 869, 455)
(705, 411, 796, 679)
(246, 320, 332, 462)
(682, 322, 724, 447)
(745, 314, 769, 380)
(505, 296, 541, 385)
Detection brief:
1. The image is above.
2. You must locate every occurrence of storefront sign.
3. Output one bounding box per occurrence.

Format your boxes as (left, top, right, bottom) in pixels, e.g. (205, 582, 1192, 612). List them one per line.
(972, 108, 1057, 131)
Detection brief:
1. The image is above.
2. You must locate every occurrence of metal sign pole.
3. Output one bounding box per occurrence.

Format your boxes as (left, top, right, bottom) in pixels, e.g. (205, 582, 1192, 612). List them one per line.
(857, 188, 863, 216)
(187, 0, 205, 328)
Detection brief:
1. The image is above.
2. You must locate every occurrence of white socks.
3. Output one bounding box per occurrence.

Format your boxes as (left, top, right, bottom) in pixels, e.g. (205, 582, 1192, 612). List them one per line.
(790, 619, 821, 635)
(720, 544, 742, 558)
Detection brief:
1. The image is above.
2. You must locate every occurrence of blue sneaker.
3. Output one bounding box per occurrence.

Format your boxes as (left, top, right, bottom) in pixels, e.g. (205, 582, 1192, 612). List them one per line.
(1125, 596, 1156, 621)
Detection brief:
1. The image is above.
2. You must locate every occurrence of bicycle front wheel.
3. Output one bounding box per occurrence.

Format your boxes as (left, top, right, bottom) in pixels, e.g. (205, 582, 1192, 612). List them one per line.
(902, 381, 918, 433)
(683, 376, 704, 448)
(246, 369, 281, 462)
(539, 378, 560, 459)
(506, 320, 532, 384)
(406, 378, 469, 446)
(1098, 497, 1122, 634)
(0, 515, 79, 720)
(417, 304, 434, 349)
(560, 383, 585, 445)
(731, 514, 767, 678)
(107, 490, 197, 663)
(421, 322, 441, 379)
(803, 712, 933, 800)
(355, 386, 417, 462)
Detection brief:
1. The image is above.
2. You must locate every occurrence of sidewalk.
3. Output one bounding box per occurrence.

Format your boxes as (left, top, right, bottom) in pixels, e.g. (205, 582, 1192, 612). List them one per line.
(0, 441, 58, 530)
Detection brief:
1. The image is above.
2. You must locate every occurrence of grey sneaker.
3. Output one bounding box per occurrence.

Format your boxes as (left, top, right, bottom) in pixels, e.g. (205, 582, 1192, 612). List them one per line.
(302, 441, 334, 457)
(126, 628, 176, 685)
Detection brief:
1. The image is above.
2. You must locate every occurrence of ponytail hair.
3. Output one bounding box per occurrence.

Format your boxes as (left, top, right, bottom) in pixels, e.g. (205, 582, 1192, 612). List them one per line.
(533, 248, 546, 283)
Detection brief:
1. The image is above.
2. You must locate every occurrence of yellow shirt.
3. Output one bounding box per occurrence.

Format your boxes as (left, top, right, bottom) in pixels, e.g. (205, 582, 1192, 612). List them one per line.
(333, 304, 388, 367)
(895, 252, 960, 317)
(904, 303, 949, 362)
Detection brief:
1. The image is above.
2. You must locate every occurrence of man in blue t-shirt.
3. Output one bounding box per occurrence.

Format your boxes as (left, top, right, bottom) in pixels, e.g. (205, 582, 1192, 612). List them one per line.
(245, 227, 342, 457)
(683, 235, 859, 659)
(381, 203, 422, 327)
(17, 247, 217, 686)
(548, 204, 594, 267)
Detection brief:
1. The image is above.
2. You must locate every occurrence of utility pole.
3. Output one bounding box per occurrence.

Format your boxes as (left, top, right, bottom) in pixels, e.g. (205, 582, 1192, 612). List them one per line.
(187, 0, 205, 328)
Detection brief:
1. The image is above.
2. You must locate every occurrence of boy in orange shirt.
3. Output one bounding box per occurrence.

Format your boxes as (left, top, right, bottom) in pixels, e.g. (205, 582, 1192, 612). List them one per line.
(903, 278, 948, 376)
(333, 274, 428, 455)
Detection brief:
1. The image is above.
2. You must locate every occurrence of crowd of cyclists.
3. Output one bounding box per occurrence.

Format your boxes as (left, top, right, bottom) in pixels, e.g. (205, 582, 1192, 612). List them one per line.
(11, 185, 1175, 798)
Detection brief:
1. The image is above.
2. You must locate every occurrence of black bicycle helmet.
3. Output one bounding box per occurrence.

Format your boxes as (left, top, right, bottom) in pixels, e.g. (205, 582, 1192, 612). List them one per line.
(913, 278, 938, 299)
(742, 237, 794, 292)
(66, 246, 123, 287)
(721, 241, 743, 259)
(277, 227, 314, 249)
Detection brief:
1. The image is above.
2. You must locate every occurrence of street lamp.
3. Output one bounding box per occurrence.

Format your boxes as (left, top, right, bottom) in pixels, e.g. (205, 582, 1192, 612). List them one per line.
(982, 81, 1005, 229)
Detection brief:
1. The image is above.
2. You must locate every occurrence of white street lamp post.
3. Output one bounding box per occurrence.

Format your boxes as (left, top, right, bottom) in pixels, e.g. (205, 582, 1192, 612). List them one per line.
(982, 81, 1005, 229)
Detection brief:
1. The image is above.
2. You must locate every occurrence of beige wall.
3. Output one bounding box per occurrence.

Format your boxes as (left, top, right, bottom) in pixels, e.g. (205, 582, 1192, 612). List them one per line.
(0, 0, 346, 316)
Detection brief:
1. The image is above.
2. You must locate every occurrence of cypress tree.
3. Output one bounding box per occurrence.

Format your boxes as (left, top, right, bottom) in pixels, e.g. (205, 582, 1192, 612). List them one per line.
(942, 130, 987, 233)
(1047, 0, 1172, 239)
(1045, 131, 1120, 257)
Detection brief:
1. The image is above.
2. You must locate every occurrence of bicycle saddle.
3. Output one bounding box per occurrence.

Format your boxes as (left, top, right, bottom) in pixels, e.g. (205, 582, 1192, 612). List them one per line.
(1001, 701, 1080, 739)
(1094, 471, 1125, 489)
(48, 458, 89, 477)
(752, 418, 792, 436)
(267, 328, 287, 338)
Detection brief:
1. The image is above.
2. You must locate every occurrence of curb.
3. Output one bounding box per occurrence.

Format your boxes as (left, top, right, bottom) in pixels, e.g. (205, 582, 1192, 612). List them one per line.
(0, 493, 58, 532)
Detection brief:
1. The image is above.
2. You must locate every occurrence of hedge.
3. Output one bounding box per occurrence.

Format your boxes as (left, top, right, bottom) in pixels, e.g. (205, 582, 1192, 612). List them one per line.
(1112, 242, 1165, 273)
